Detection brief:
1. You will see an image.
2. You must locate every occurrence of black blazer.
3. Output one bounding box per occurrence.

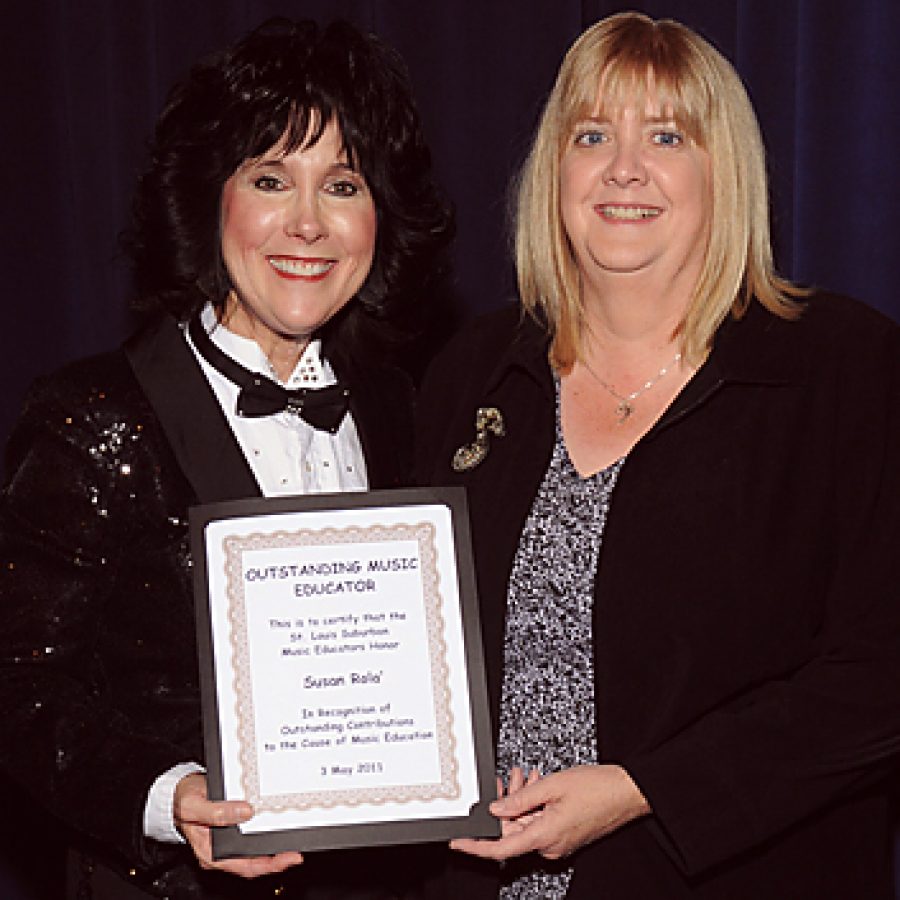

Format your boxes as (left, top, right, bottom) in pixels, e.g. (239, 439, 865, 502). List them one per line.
(0, 315, 417, 899)
(415, 293, 900, 899)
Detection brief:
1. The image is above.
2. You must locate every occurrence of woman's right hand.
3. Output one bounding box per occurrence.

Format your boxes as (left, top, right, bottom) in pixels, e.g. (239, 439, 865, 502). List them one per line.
(453, 764, 650, 862)
(173, 773, 304, 878)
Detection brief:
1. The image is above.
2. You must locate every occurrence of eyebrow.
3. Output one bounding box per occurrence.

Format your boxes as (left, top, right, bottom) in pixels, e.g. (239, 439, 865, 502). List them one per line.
(245, 155, 287, 170)
(245, 156, 359, 174)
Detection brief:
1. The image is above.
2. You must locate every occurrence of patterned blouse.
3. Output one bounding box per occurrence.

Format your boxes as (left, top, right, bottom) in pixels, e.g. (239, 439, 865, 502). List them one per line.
(496, 382, 623, 899)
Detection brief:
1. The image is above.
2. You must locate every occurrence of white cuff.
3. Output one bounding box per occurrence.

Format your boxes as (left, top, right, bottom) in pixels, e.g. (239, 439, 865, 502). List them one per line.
(143, 762, 206, 843)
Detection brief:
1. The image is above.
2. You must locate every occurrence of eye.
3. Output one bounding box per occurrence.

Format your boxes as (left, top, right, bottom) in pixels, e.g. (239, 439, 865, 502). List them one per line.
(252, 174, 286, 192)
(325, 177, 364, 198)
(651, 128, 685, 148)
(573, 128, 608, 147)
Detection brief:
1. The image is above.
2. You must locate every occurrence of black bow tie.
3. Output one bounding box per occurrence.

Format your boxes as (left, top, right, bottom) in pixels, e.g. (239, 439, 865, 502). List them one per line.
(188, 314, 350, 434)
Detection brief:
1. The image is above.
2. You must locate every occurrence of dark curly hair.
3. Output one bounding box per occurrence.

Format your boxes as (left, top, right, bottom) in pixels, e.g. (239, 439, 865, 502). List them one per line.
(128, 18, 452, 358)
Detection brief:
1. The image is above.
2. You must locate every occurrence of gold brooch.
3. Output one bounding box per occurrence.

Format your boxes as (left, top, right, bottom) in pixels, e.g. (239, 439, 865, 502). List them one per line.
(451, 407, 505, 472)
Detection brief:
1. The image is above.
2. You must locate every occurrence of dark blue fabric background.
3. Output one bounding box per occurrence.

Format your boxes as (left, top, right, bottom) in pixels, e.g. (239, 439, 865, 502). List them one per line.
(1, 1, 898, 896)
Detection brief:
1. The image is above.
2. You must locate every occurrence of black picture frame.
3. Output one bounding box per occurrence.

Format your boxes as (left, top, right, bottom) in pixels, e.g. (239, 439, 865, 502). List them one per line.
(190, 486, 499, 857)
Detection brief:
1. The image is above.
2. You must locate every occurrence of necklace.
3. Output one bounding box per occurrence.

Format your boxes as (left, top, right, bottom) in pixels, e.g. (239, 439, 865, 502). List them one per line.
(580, 350, 682, 424)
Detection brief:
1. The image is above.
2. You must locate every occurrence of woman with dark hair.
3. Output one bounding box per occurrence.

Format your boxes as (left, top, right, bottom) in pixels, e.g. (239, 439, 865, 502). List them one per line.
(417, 11, 900, 900)
(0, 17, 450, 900)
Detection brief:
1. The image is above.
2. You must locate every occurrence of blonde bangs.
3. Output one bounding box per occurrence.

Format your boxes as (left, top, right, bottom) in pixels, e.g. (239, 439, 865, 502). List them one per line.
(562, 18, 716, 150)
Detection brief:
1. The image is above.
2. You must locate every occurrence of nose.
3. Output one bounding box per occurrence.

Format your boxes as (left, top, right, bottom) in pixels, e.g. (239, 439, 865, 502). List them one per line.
(602, 138, 648, 187)
(284, 192, 327, 242)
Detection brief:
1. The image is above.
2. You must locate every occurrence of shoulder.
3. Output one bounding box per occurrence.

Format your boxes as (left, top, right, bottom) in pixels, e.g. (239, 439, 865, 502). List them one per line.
(14, 350, 147, 430)
(5, 349, 156, 477)
(421, 302, 545, 397)
(431, 302, 535, 363)
(784, 292, 898, 389)
(14, 350, 140, 425)
(722, 291, 898, 385)
(734, 292, 900, 445)
(31, 349, 138, 398)
(794, 291, 898, 346)
(742, 291, 896, 346)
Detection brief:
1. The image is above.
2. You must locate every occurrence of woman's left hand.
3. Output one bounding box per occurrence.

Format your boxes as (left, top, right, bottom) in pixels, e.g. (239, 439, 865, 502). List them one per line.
(451, 764, 650, 861)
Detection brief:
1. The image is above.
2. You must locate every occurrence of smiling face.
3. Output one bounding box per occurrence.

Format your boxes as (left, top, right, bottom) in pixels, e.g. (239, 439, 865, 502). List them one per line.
(559, 94, 711, 305)
(219, 118, 377, 356)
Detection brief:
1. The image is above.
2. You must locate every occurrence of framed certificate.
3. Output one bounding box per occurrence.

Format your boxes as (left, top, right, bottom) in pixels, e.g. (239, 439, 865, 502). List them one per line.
(190, 487, 499, 858)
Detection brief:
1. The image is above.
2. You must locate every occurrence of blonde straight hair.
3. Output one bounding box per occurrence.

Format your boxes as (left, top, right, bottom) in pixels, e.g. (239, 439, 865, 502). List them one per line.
(515, 12, 805, 368)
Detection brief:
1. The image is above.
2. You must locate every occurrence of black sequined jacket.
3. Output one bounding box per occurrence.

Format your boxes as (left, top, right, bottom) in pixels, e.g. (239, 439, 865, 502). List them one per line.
(415, 292, 900, 900)
(0, 315, 416, 899)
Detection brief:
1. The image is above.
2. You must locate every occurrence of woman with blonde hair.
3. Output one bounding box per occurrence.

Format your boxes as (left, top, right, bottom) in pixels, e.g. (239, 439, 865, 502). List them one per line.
(417, 12, 900, 899)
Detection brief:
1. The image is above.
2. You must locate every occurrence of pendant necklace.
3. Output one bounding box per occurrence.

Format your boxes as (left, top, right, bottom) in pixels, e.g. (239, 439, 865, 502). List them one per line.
(581, 350, 682, 424)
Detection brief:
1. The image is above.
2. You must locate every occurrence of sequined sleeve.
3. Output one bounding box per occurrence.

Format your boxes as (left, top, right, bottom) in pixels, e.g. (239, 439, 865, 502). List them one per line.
(0, 352, 199, 871)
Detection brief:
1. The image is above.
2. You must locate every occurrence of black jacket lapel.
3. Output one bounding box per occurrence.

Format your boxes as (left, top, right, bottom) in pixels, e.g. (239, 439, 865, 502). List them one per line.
(124, 315, 261, 504)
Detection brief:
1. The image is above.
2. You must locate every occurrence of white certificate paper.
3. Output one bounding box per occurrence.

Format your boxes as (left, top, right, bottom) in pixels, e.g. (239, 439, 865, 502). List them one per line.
(191, 488, 497, 856)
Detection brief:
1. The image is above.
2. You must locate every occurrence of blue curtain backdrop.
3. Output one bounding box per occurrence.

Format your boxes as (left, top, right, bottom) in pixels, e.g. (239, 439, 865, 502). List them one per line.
(1, 0, 898, 896)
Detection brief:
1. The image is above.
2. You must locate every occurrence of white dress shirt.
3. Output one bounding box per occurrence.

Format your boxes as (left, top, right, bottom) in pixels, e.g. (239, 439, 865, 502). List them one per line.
(143, 304, 368, 843)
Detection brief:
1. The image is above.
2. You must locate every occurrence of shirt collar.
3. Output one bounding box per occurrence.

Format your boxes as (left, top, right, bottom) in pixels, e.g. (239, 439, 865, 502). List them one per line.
(199, 303, 330, 388)
(483, 307, 555, 399)
(481, 298, 803, 402)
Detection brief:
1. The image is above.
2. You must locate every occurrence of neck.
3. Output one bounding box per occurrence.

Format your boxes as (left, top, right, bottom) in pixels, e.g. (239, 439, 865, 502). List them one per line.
(579, 255, 698, 339)
(580, 300, 682, 370)
(262, 341, 306, 383)
(577, 271, 693, 365)
(218, 297, 309, 382)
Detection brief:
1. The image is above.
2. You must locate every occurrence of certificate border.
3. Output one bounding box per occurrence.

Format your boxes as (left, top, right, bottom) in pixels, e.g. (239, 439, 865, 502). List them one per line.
(224, 521, 461, 810)
(190, 486, 499, 857)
